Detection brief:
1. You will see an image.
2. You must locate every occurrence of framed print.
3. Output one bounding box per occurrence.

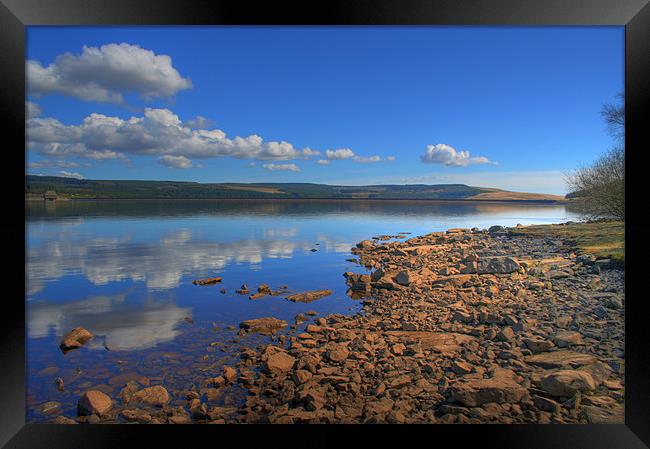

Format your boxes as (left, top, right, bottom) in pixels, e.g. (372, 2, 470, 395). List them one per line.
(1, 0, 649, 448)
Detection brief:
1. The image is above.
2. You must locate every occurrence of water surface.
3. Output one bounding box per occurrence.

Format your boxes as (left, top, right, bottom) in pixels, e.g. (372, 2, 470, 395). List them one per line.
(26, 200, 578, 421)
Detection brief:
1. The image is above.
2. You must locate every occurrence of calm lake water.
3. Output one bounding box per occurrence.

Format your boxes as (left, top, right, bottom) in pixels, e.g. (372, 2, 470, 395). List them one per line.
(25, 200, 579, 421)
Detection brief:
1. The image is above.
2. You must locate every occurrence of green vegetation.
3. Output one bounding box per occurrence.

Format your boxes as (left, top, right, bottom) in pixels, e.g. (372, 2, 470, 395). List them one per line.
(25, 175, 564, 202)
(513, 221, 624, 262)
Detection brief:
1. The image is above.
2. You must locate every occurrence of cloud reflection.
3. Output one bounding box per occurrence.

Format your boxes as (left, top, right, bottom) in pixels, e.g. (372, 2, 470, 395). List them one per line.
(27, 293, 192, 351)
(26, 228, 329, 293)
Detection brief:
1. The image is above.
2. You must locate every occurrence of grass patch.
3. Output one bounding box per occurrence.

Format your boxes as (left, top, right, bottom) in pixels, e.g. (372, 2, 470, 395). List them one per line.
(512, 221, 624, 262)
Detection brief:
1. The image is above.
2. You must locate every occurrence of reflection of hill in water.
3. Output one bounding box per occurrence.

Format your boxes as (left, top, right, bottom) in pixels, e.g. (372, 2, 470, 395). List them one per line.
(27, 199, 565, 220)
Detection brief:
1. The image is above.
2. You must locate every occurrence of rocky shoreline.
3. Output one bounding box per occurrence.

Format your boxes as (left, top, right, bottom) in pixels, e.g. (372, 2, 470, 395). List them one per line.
(50, 223, 625, 424)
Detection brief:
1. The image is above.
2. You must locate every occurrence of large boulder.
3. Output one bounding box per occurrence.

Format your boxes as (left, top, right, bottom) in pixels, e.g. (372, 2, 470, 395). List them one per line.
(451, 376, 526, 406)
(77, 390, 112, 416)
(477, 257, 521, 274)
(60, 327, 93, 351)
(540, 370, 596, 397)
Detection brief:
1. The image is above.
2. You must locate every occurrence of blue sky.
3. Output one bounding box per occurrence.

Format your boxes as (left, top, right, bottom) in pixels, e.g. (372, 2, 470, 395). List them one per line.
(26, 26, 623, 194)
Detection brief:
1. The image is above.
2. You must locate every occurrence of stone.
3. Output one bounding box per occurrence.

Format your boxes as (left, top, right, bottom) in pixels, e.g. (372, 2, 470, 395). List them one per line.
(553, 331, 584, 348)
(488, 225, 504, 233)
(192, 277, 222, 285)
(223, 366, 237, 383)
(286, 290, 333, 303)
(496, 327, 515, 342)
(60, 327, 93, 351)
(540, 370, 596, 397)
(327, 345, 350, 362)
(524, 338, 555, 353)
(121, 408, 152, 423)
(129, 386, 170, 407)
(525, 350, 597, 369)
(52, 416, 77, 424)
(77, 390, 112, 416)
(239, 317, 288, 335)
(265, 352, 296, 374)
(451, 377, 526, 406)
(578, 362, 613, 386)
(581, 404, 624, 424)
(357, 240, 374, 249)
(477, 257, 521, 274)
(395, 270, 416, 286)
(452, 360, 473, 375)
(533, 395, 561, 413)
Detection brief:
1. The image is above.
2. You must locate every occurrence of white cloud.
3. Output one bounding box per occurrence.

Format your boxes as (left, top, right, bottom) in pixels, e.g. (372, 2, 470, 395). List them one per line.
(262, 163, 300, 172)
(353, 155, 382, 163)
(27, 108, 320, 163)
(27, 43, 192, 104)
(158, 155, 193, 169)
(325, 148, 384, 163)
(26, 101, 41, 118)
(28, 160, 87, 169)
(316, 159, 330, 165)
(59, 170, 84, 179)
(301, 148, 320, 157)
(420, 143, 494, 167)
(184, 115, 214, 129)
(326, 148, 355, 160)
(386, 156, 396, 161)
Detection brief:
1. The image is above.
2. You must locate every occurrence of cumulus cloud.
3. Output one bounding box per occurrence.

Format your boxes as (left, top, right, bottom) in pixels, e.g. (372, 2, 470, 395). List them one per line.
(26, 100, 41, 118)
(316, 159, 330, 165)
(27, 43, 192, 104)
(27, 108, 320, 163)
(420, 143, 494, 167)
(262, 163, 300, 172)
(59, 170, 84, 179)
(324, 148, 384, 163)
(326, 148, 355, 160)
(158, 155, 193, 169)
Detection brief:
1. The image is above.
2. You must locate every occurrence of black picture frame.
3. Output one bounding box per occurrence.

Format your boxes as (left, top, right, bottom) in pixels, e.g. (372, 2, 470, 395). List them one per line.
(2, 1, 649, 448)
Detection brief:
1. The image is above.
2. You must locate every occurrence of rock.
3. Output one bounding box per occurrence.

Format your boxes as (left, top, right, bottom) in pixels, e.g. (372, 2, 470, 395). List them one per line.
(581, 404, 624, 423)
(326, 345, 349, 362)
(488, 225, 504, 233)
(451, 377, 526, 406)
(578, 362, 613, 386)
(286, 290, 333, 303)
(524, 338, 555, 353)
(364, 397, 394, 416)
(223, 366, 237, 383)
(595, 293, 623, 310)
(496, 327, 515, 342)
(477, 257, 521, 274)
(52, 416, 77, 424)
(395, 270, 417, 286)
(265, 352, 296, 374)
(129, 386, 170, 407)
(553, 331, 584, 348)
(451, 360, 473, 375)
(40, 401, 61, 415)
(60, 327, 93, 351)
(357, 240, 374, 249)
(121, 408, 152, 423)
(78, 390, 112, 416)
(192, 277, 222, 285)
(540, 370, 596, 397)
(239, 317, 288, 335)
(525, 350, 597, 369)
(533, 395, 561, 413)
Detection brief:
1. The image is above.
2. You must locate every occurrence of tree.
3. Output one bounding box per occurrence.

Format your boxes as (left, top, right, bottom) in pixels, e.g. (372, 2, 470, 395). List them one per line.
(566, 94, 625, 220)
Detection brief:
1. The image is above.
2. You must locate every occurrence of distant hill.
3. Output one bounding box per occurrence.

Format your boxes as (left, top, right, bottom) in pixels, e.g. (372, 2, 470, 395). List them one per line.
(25, 175, 565, 202)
